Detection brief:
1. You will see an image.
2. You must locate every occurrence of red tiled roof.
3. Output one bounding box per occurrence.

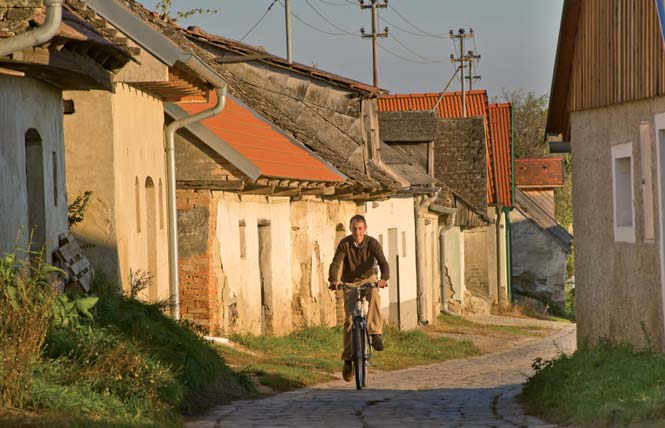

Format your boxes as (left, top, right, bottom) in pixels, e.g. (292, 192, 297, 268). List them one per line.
(515, 158, 564, 188)
(488, 103, 513, 207)
(378, 91, 513, 206)
(179, 93, 345, 182)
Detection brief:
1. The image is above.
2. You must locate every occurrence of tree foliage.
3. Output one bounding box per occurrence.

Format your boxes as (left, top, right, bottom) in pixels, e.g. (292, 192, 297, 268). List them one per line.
(154, 0, 218, 22)
(496, 89, 549, 159)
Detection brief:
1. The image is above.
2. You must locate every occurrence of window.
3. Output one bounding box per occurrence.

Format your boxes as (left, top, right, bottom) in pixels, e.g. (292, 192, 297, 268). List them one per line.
(641, 122, 655, 241)
(158, 179, 164, 230)
(239, 220, 247, 259)
(135, 177, 141, 233)
(52, 152, 58, 206)
(612, 142, 635, 243)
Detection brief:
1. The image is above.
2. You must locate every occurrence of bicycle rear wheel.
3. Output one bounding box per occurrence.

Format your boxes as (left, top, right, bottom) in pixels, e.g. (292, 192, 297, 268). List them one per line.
(361, 330, 369, 388)
(352, 319, 365, 390)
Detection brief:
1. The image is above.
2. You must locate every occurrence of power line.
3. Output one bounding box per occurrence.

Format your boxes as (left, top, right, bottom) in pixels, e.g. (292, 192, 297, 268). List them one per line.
(389, 32, 446, 63)
(277, 0, 353, 36)
(388, 3, 448, 38)
(378, 14, 446, 39)
(239, 0, 279, 42)
(377, 41, 441, 64)
(317, 0, 353, 6)
(304, 0, 356, 35)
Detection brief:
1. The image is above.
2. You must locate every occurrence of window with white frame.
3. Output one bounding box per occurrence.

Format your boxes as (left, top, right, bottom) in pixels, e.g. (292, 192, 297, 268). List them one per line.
(612, 142, 635, 243)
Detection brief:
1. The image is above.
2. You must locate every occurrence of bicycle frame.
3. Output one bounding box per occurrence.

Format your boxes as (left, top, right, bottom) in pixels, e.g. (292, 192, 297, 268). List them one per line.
(341, 282, 376, 390)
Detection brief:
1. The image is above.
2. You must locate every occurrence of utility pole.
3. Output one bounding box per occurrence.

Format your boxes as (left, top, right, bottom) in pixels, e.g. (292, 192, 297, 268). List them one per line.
(360, 0, 388, 87)
(449, 28, 475, 117)
(465, 50, 481, 90)
(285, 0, 292, 63)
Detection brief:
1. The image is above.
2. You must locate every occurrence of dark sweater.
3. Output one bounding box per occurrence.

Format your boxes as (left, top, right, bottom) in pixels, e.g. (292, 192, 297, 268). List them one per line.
(328, 235, 390, 283)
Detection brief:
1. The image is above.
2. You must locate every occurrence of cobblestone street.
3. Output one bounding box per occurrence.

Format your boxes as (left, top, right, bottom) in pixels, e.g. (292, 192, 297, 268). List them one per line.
(188, 321, 576, 428)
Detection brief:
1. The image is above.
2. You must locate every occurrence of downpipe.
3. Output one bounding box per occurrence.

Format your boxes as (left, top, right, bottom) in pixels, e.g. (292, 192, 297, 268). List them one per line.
(437, 207, 457, 315)
(414, 192, 438, 325)
(165, 85, 228, 320)
(0, 0, 63, 58)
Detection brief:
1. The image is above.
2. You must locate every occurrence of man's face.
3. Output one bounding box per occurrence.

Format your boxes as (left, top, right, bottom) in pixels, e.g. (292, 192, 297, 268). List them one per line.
(350, 220, 367, 243)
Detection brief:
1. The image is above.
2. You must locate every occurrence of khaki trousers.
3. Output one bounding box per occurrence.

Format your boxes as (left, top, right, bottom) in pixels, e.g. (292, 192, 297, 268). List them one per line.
(342, 279, 382, 361)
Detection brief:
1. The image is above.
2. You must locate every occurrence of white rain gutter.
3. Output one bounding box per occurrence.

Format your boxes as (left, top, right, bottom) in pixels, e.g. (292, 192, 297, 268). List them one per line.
(414, 192, 438, 325)
(0, 0, 63, 58)
(165, 85, 227, 320)
(437, 207, 457, 315)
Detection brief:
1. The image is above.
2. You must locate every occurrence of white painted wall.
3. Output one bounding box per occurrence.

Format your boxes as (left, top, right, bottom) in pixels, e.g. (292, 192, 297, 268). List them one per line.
(363, 196, 418, 329)
(443, 226, 465, 309)
(215, 193, 293, 335)
(112, 84, 169, 300)
(0, 76, 68, 262)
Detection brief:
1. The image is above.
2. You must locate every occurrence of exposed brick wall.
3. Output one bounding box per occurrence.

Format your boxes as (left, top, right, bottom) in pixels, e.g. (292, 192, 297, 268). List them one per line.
(177, 189, 221, 333)
(0, 0, 41, 35)
(434, 117, 487, 212)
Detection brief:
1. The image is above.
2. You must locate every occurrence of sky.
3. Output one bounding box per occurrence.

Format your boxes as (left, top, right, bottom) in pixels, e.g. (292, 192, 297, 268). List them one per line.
(137, 0, 564, 99)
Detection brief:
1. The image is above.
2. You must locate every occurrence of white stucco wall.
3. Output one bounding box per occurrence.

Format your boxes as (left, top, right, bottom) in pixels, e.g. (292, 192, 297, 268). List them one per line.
(215, 193, 293, 335)
(290, 197, 359, 330)
(112, 83, 169, 301)
(443, 226, 465, 310)
(0, 76, 68, 262)
(364, 196, 418, 329)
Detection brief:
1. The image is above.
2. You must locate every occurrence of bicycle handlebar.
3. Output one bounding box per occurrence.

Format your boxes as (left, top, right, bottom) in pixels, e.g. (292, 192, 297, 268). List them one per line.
(338, 282, 378, 290)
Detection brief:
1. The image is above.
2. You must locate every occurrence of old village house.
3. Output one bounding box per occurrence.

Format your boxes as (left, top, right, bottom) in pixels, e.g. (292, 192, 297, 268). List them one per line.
(0, 0, 132, 266)
(378, 91, 514, 315)
(511, 158, 572, 311)
(548, 0, 665, 348)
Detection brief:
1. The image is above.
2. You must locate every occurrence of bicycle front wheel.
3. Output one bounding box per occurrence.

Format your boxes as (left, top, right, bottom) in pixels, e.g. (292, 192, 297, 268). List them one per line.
(352, 319, 365, 390)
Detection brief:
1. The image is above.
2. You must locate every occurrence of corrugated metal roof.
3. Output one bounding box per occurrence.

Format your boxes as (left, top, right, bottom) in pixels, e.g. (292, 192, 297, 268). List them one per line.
(488, 103, 513, 207)
(515, 158, 564, 188)
(378, 91, 513, 206)
(177, 93, 345, 183)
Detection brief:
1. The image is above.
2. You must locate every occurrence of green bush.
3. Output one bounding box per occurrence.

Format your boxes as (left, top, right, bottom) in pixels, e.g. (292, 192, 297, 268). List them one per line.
(91, 284, 254, 413)
(523, 341, 665, 427)
(0, 252, 57, 408)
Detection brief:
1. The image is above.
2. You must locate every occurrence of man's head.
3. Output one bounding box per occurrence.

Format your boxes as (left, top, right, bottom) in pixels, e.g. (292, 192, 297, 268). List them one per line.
(349, 215, 367, 243)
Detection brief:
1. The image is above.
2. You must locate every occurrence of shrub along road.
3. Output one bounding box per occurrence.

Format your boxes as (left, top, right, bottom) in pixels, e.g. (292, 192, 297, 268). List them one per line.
(188, 318, 576, 428)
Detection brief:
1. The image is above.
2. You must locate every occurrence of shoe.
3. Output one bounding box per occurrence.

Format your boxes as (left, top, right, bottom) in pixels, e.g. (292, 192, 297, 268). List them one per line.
(342, 360, 353, 382)
(371, 334, 384, 351)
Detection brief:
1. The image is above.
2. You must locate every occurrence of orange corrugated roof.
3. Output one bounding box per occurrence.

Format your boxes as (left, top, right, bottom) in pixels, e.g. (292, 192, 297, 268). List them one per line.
(515, 158, 564, 188)
(488, 103, 513, 207)
(179, 93, 345, 182)
(379, 91, 513, 206)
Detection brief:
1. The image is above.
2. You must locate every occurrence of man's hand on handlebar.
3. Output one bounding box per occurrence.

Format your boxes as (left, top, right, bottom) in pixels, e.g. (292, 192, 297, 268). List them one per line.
(377, 279, 388, 288)
(328, 281, 340, 291)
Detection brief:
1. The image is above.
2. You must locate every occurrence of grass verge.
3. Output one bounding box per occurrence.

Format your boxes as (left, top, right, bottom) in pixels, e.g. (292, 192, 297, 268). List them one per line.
(1, 273, 256, 428)
(522, 342, 665, 427)
(217, 325, 480, 392)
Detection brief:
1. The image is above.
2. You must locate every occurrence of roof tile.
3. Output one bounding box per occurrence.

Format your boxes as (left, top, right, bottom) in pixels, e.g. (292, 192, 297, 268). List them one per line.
(178, 93, 345, 183)
(515, 158, 564, 188)
(379, 91, 513, 207)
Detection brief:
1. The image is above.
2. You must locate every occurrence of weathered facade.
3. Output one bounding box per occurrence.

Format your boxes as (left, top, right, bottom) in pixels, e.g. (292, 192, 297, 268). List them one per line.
(511, 159, 571, 310)
(378, 93, 514, 315)
(0, 1, 132, 262)
(63, 0, 225, 302)
(547, 0, 665, 349)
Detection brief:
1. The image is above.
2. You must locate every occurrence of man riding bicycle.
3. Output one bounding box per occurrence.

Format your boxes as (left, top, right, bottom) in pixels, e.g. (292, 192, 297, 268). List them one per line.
(328, 215, 389, 382)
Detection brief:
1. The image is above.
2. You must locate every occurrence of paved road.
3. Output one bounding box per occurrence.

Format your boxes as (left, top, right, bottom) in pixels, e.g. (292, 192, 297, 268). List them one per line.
(188, 323, 576, 428)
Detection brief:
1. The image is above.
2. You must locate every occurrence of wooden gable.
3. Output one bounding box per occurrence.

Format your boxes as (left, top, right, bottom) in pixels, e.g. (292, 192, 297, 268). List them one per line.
(548, 0, 665, 139)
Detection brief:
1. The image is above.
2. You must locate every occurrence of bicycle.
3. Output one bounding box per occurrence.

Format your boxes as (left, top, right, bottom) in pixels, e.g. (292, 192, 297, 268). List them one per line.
(340, 282, 377, 390)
